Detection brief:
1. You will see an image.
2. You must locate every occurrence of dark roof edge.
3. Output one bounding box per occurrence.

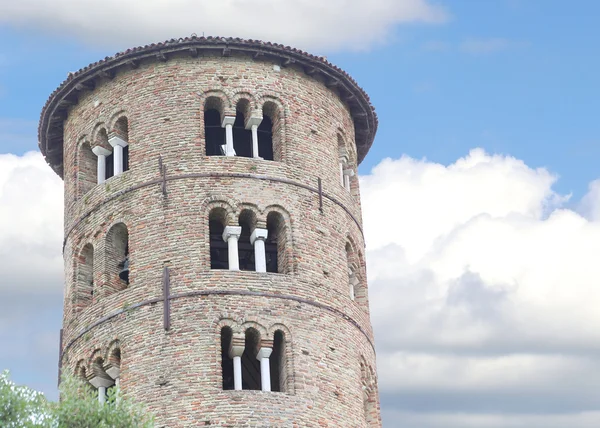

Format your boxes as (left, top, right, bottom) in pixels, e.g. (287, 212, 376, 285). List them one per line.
(39, 36, 378, 177)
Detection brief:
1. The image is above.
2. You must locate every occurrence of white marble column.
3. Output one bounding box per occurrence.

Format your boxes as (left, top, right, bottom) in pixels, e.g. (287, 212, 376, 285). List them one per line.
(246, 115, 263, 159)
(250, 228, 268, 272)
(349, 272, 359, 300)
(256, 347, 273, 392)
(222, 226, 242, 271)
(89, 375, 114, 404)
(221, 116, 236, 156)
(92, 146, 111, 184)
(230, 338, 245, 391)
(343, 168, 355, 191)
(105, 365, 120, 403)
(109, 135, 128, 175)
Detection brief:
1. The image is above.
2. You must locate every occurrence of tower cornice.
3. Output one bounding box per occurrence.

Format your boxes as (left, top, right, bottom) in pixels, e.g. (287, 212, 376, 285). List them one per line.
(38, 36, 378, 177)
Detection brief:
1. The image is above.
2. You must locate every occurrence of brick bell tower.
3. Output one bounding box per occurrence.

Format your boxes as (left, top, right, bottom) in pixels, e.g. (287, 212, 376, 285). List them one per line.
(40, 36, 381, 427)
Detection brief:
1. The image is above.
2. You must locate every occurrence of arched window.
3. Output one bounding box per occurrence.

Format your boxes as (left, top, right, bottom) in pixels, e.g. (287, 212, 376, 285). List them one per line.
(78, 142, 96, 196)
(270, 330, 287, 392)
(88, 357, 115, 404)
(241, 328, 261, 390)
(238, 210, 255, 271)
(346, 242, 357, 301)
(209, 208, 228, 269)
(221, 326, 234, 390)
(233, 100, 252, 158)
(97, 128, 114, 181)
(205, 98, 225, 156)
(113, 117, 129, 172)
(266, 212, 288, 273)
(76, 243, 94, 309)
(105, 347, 121, 400)
(260, 101, 280, 161)
(106, 223, 129, 293)
(361, 359, 378, 425)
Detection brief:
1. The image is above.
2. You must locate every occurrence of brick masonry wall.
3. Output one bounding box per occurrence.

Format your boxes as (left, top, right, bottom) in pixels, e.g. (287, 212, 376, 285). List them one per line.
(59, 51, 382, 427)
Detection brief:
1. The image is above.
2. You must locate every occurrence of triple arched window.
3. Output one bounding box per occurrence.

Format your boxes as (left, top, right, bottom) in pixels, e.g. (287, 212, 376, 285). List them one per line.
(221, 326, 287, 392)
(209, 208, 289, 274)
(204, 97, 279, 161)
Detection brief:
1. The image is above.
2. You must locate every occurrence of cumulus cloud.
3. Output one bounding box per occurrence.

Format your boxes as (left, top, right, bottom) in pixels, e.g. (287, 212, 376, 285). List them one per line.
(361, 149, 600, 426)
(0, 151, 63, 291)
(0, 0, 448, 52)
(0, 151, 63, 397)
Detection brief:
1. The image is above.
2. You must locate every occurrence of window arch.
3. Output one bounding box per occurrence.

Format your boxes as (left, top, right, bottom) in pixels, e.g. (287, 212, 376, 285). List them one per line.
(241, 328, 261, 390)
(78, 142, 96, 196)
(220, 326, 234, 390)
(96, 128, 113, 181)
(260, 101, 281, 161)
(238, 209, 256, 271)
(112, 116, 129, 172)
(75, 243, 94, 309)
(233, 100, 253, 158)
(270, 330, 287, 392)
(346, 239, 367, 304)
(266, 211, 289, 274)
(204, 97, 226, 156)
(106, 223, 129, 293)
(209, 208, 228, 269)
(361, 358, 378, 425)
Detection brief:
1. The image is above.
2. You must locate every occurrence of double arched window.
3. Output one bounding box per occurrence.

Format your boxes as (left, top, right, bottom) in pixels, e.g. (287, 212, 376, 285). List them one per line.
(221, 326, 287, 392)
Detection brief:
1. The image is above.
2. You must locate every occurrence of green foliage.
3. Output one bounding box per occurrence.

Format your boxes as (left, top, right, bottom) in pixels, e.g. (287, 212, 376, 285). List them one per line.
(53, 375, 154, 428)
(0, 370, 51, 427)
(1, 370, 154, 428)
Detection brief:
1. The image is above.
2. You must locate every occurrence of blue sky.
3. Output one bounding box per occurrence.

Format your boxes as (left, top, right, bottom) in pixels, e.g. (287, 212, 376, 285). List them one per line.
(2, 1, 600, 427)
(2, 1, 599, 199)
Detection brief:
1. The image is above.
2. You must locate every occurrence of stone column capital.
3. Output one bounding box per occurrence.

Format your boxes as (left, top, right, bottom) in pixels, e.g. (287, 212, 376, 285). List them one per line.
(109, 135, 128, 148)
(343, 168, 355, 177)
(92, 146, 111, 157)
(250, 228, 268, 245)
(221, 115, 236, 127)
(256, 347, 273, 360)
(245, 114, 263, 129)
(88, 375, 115, 389)
(229, 335, 245, 358)
(222, 226, 242, 242)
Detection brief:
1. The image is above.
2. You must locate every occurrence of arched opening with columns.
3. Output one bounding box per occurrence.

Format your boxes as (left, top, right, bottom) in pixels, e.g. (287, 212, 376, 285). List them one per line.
(78, 142, 96, 196)
(270, 330, 287, 392)
(112, 116, 129, 173)
(105, 223, 129, 293)
(220, 326, 234, 390)
(233, 100, 252, 158)
(209, 207, 229, 269)
(266, 211, 289, 274)
(75, 243, 94, 309)
(241, 328, 261, 391)
(238, 209, 256, 271)
(204, 97, 226, 156)
(96, 128, 114, 181)
(260, 101, 281, 161)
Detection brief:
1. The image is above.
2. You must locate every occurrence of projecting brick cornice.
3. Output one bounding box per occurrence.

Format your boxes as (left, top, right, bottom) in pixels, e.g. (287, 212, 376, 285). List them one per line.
(38, 36, 378, 177)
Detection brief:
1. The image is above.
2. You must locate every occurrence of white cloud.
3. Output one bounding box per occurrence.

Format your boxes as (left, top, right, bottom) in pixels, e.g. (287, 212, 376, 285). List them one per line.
(0, 152, 63, 291)
(361, 149, 600, 425)
(0, 0, 448, 52)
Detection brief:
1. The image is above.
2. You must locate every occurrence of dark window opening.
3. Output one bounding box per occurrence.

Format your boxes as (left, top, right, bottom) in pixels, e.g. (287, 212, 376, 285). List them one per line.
(241, 329, 261, 390)
(210, 220, 228, 269)
(118, 245, 129, 285)
(221, 327, 234, 390)
(205, 109, 225, 156)
(233, 111, 252, 158)
(266, 212, 286, 273)
(123, 145, 129, 172)
(105, 153, 114, 180)
(238, 216, 255, 271)
(270, 330, 285, 392)
(106, 223, 129, 293)
(258, 116, 274, 161)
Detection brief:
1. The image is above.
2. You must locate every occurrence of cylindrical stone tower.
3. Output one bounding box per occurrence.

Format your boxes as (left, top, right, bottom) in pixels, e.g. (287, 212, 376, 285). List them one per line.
(40, 36, 381, 427)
